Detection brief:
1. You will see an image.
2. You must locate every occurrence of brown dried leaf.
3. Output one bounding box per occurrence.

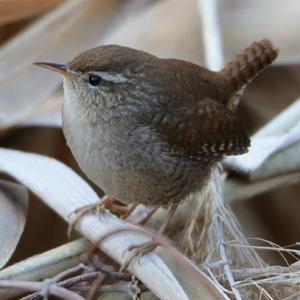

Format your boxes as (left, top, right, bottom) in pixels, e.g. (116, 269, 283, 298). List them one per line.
(0, 0, 123, 131)
(0, 179, 28, 269)
(0, 0, 64, 26)
(225, 99, 300, 176)
(102, 0, 205, 64)
(219, 0, 300, 65)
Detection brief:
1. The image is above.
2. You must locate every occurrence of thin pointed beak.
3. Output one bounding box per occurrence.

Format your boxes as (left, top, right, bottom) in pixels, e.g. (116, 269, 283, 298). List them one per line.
(33, 62, 74, 79)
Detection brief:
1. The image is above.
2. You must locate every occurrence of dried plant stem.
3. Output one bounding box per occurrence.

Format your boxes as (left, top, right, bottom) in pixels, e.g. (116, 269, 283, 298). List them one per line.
(20, 259, 147, 300)
(72, 281, 147, 296)
(225, 171, 300, 203)
(283, 291, 300, 300)
(225, 242, 300, 256)
(225, 98, 300, 176)
(0, 239, 89, 300)
(198, 0, 224, 70)
(0, 280, 84, 300)
(86, 274, 105, 300)
(215, 216, 242, 300)
(20, 264, 92, 300)
(20, 272, 102, 300)
(50, 263, 88, 283)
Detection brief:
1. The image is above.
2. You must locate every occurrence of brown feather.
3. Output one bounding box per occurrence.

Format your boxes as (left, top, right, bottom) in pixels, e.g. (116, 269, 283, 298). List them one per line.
(221, 39, 279, 109)
(151, 98, 250, 160)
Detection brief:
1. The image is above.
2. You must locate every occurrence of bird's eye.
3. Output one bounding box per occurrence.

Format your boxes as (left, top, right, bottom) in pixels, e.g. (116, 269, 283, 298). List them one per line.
(88, 75, 102, 86)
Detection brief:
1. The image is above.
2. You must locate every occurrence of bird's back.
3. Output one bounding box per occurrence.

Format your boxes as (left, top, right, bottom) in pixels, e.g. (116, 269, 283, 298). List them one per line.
(164, 58, 231, 106)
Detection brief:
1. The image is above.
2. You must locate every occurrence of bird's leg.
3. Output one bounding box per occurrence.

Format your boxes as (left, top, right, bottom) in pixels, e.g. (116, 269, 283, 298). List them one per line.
(125, 204, 157, 225)
(121, 203, 178, 271)
(117, 203, 138, 219)
(68, 196, 137, 237)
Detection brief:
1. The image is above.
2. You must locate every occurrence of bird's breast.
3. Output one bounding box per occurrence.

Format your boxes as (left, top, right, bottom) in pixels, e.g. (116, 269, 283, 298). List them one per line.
(61, 94, 210, 205)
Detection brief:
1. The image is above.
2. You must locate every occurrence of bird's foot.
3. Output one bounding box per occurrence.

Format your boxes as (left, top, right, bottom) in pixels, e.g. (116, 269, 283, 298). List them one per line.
(68, 197, 138, 237)
(67, 196, 114, 237)
(120, 203, 178, 271)
(120, 239, 159, 272)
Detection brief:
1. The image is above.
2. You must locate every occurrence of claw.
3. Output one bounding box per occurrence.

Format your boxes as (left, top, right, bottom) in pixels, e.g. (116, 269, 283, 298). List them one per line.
(119, 240, 158, 272)
(67, 196, 113, 237)
(119, 203, 178, 268)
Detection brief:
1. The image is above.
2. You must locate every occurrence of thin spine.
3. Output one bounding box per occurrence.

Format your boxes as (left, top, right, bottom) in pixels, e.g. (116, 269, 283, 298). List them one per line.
(215, 216, 243, 300)
(197, 0, 224, 71)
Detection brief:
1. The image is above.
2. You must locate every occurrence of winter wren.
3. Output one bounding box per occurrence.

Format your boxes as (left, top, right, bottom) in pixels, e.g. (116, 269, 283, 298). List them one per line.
(34, 39, 278, 221)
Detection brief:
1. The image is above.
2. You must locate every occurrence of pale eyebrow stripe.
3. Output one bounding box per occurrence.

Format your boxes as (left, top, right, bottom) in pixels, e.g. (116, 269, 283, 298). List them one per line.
(94, 71, 128, 83)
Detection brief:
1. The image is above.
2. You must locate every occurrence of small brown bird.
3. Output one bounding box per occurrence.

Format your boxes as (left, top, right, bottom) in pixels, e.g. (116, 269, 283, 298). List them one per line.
(35, 39, 278, 259)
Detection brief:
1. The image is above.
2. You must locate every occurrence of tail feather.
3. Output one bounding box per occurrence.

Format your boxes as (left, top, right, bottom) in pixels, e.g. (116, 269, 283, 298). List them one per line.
(222, 39, 278, 108)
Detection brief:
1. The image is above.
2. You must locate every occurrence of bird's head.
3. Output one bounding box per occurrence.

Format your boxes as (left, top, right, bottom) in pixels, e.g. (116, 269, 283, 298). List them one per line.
(34, 45, 168, 111)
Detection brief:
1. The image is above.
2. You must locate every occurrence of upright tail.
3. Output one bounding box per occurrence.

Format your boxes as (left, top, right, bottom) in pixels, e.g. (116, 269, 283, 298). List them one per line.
(221, 39, 278, 108)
